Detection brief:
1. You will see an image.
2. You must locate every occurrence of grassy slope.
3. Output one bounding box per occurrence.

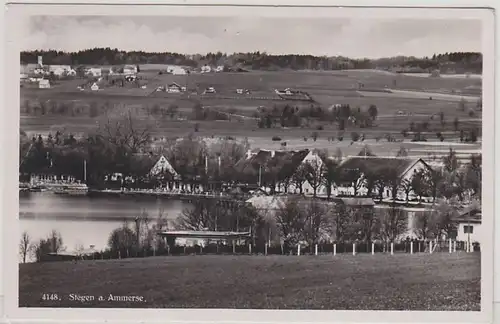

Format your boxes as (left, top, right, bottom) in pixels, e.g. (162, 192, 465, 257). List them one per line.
(20, 70, 482, 150)
(19, 252, 480, 310)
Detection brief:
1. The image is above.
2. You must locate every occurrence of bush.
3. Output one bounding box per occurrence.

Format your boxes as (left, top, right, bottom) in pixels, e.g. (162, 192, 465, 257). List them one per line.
(311, 131, 319, 141)
(401, 129, 408, 138)
(272, 136, 282, 141)
(351, 132, 360, 142)
(316, 125, 324, 130)
(468, 109, 476, 117)
(194, 123, 200, 132)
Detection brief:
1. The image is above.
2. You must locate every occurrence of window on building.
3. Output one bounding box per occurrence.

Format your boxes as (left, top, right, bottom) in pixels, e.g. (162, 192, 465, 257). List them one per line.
(464, 225, 474, 234)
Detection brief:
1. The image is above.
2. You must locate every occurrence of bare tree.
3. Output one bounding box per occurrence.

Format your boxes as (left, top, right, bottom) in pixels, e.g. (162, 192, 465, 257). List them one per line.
(292, 165, 307, 194)
(19, 231, 32, 263)
(302, 200, 330, 250)
(98, 109, 152, 153)
(275, 197, 306, 251)
(377, 205, 408, 242)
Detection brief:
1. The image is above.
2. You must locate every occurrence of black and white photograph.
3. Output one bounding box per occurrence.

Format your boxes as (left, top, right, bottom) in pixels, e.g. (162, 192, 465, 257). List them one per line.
(3, 2, 495, 321)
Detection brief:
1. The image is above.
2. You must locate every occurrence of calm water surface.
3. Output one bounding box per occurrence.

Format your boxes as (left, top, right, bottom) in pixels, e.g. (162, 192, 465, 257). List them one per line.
(19, 192, 190, 259)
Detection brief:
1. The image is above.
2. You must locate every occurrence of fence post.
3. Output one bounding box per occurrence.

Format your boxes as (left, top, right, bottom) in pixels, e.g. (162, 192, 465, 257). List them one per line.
(315, 244, 318, 256)
(449, 238, 452, 253)
(352, 243, 356, 256)
(333, 243, 336, 256)
(371, 242, 375, 255)
(200, 245, 202, 254)
(429, 241, 433, 254)
(184, 246, 187, 255)
(453, 241, 457, 253)
(249, 244, 252, 254)
(233, 241, 236, 254)
(390, 242, 394, 255)
(410, 241, 413, 254)
(297, 244, 301, 256)
(265, 243, 268, 256)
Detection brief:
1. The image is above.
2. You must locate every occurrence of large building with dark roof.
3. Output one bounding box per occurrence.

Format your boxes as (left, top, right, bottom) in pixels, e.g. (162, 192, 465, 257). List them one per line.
(234, 149, 327, 195)
(335, 156, 434, 201)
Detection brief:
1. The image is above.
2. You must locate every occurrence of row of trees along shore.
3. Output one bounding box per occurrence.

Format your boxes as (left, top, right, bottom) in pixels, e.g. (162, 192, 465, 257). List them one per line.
(20, 193, 479, 263)
(21, 49, 482, 73)
(20, 108, 481, 201)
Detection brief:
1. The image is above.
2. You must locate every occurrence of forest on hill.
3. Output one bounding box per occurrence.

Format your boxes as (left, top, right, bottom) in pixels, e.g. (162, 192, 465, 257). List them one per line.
(20, 48, 482, 74)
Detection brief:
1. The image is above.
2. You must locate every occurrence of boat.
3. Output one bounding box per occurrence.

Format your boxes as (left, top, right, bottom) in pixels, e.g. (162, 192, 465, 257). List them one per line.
(53, 184, 89, 196)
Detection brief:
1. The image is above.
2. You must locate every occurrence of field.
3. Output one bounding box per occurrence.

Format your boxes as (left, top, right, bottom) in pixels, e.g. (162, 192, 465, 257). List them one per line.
(20, 69, 482, 153)
(19, 252, 481, 310)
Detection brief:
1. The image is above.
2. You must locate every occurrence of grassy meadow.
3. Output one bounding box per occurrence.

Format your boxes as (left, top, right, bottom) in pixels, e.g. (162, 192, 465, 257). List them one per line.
(20, 69, 482, 153)
(19, 252, 480, 310)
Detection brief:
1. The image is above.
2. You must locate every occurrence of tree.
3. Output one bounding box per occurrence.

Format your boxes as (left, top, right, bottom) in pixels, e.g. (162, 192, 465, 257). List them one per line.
(275, 197, 306, 251)
(400, 178, 413, 202)
(32, 230, 65, 262)
(98, 109, 152, 153)
(292, 165, 307, 194)
(458, 98, 467, 111)
(465, 154, 482, 198)
(453, 117, 459, 132)
(351, 131, 360, 142)
(166, 104, 179, 119)
(322, 159, 338, 199)
(396, 146, 409, 157)
(303, 200, 330, 251)
(108, 223, 137, 258)
(425, 168, 445, 203)
(411, 170, 427, 202)
(368, 104, 378, 120)
(303, 159, 323, 197)
(377, 205, 408, 242)
(19, 231, 32, 263)
(414, 208, 439, 240)
(442, 148, 459, 173)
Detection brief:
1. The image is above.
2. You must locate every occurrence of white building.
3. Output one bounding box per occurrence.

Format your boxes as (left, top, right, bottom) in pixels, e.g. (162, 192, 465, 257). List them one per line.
(166, 65, 187, 75)
(90, 83, 99, 91)
(200, 65, 212, 73)
(123, 64, 138, 75)
(86, 68, 102, 77)
(49, 65, 72, 76)
(454, 206, 482, 247)
(38, 79, 50, 89)
(149, 155, 179, 178)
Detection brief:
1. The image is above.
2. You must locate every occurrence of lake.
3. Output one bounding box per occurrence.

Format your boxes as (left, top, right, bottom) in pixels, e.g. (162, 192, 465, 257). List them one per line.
(19, 192, 190, 261)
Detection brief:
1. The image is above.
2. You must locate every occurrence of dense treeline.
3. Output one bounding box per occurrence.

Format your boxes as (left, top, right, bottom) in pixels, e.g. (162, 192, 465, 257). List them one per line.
(20, 48, 482, 73)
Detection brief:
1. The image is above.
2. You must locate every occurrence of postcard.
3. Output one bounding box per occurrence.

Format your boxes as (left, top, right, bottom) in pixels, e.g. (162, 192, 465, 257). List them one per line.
(2, 1, 495, 323)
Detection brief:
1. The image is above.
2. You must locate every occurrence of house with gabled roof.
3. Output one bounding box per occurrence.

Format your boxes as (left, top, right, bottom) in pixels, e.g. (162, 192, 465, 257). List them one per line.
(233, 149, 328, 195)
(335, 155, 434, 201)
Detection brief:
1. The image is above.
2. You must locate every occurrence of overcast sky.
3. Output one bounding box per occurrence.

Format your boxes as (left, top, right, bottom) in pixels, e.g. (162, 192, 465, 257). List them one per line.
(21, 16, 482, 59)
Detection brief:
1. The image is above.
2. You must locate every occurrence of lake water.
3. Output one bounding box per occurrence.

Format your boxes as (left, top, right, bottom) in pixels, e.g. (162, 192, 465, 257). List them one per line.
(19, 192, 190, 261)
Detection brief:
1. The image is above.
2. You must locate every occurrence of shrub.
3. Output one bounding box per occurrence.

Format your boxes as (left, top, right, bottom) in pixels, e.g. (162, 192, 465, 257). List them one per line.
(468, 109, 476, 117)
(272, 136, 282, 141)
(311, 131, 319, 141)
(351, 132, 360, 142)
(401, 129, 408, 138)
(194, 123, 200, 132)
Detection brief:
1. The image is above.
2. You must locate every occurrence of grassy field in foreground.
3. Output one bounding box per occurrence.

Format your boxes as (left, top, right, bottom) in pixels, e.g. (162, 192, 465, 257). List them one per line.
(19, 252, 480, 310)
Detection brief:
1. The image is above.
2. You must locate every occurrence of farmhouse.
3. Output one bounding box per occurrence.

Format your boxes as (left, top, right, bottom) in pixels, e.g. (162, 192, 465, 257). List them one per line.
(335, 156, 434, 201)
(166, 82, 185, 93)
(234, 149, 328, 195)
(48, 65, 72, 76)
(166, 65, 187, 75)
(123, 64, 138, 75)
(38, 79, 50, 89)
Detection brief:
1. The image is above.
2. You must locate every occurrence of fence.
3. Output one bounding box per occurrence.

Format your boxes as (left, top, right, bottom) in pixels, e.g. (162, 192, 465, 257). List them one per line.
(80, 239, 479, 262)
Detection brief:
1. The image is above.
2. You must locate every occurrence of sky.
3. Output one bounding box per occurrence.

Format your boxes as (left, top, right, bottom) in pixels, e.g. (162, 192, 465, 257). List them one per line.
(21, 16, 482, 59)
